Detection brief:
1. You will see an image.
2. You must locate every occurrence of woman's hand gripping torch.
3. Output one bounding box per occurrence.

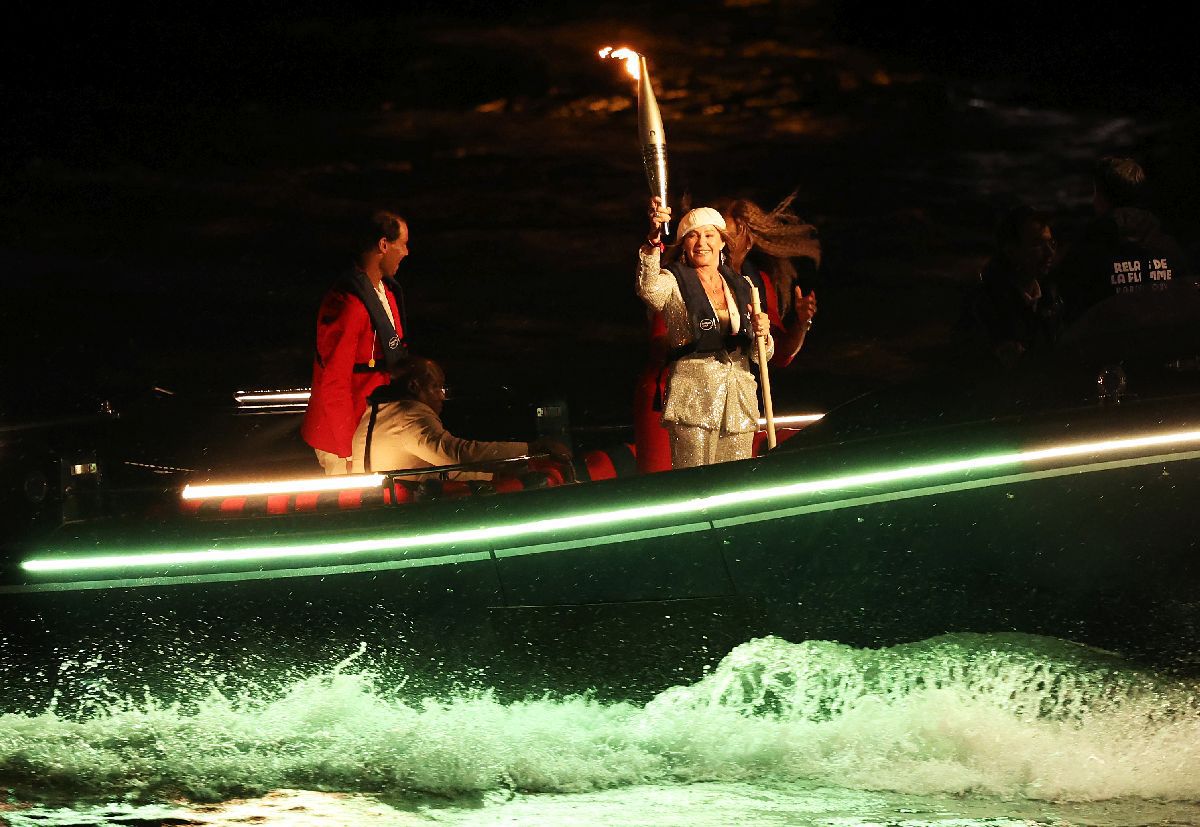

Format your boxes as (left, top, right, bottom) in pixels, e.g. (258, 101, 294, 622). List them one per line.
(746, 280, 777, 449)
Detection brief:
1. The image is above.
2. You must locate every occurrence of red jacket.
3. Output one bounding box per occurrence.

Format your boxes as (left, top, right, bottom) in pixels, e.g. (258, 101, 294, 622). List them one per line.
(301, 283, 403, 458)
(756, 270, 798, 369)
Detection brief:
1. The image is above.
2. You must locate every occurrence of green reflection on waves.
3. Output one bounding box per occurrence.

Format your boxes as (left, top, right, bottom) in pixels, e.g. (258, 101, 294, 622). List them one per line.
(0, 634, 1197, 809)
(7, 785, 1200, 827)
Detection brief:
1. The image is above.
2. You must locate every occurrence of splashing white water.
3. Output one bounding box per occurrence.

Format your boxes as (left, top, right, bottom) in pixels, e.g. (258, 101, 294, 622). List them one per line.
(1, 634, 1198, 807)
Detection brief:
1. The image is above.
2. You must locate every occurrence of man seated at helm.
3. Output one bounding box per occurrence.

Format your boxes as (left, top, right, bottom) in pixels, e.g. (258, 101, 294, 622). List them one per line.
(350, 356, 570, 479)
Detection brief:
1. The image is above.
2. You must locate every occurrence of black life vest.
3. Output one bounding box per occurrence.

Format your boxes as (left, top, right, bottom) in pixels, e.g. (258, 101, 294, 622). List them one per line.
(335, 269, 409, 372)
(362, 381, 419, 474)
(666, 260, 757, 362)
(739, 256, 772, 317)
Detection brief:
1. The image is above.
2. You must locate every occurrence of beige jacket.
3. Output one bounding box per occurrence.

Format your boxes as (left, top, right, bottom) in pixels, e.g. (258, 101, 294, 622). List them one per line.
(351, 399, 529, 479)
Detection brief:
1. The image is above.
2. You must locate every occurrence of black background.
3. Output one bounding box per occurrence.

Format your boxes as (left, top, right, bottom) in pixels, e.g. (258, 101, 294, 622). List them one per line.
(3, 0, 1197, 429)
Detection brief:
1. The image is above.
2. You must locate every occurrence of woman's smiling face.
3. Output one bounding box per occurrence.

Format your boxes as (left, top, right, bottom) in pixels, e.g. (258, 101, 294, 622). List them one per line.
(683, 225, 725, 268)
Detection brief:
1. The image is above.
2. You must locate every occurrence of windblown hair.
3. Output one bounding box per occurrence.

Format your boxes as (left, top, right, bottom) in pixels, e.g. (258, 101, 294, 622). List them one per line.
(1093, 156, 1145, 208)
(717, 193, 821, 316)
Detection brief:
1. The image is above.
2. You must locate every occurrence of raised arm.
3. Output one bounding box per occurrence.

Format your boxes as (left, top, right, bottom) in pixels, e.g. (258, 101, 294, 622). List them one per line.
(637, 196, 676, 311)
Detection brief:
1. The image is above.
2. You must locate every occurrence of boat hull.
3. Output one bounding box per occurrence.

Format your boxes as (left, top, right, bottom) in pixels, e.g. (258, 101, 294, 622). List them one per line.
(4, 398, 1200, 708)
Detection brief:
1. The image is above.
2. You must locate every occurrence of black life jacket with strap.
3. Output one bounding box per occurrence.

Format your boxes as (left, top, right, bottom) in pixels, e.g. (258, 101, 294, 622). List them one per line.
(740, 256, 774, 314)
(737, 257, 775, 393)
(362, 382, 415, 474)
(665, 260, 757, 362)
(325, 269, 410, 373)
(652, 261, 757, 411)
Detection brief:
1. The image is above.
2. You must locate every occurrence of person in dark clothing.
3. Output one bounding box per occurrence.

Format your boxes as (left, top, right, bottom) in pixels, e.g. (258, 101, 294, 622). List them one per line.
(964, 206, 1063, 369)
(1055, 156, 1191, 319)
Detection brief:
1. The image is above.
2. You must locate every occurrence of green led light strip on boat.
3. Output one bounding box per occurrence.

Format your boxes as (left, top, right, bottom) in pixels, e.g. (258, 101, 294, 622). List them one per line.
(22, 429, 1200, 575)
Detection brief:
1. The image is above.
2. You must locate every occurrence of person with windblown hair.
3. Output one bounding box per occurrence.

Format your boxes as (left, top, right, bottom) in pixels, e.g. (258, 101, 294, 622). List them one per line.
(719, 194, 820, 368)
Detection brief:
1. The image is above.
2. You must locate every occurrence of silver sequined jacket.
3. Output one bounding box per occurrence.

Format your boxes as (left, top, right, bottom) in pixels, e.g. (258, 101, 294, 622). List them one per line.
(637, 247, 774, 433)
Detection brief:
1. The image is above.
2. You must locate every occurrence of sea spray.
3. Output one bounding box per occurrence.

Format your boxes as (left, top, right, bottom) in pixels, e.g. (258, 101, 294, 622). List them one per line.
(649, 633, 1193, 722)
(0, 633, 1197, 805)
(646, 634, 1200, 798)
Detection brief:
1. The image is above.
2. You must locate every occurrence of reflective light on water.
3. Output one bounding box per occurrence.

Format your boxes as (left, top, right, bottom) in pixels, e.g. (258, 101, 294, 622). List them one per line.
(14, 784, 1200, 827)
(0, 790, 423, 826)
(1, 634, 1199, 825)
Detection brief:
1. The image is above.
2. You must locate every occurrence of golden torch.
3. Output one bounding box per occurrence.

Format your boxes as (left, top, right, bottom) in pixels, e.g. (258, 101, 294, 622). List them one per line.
(600, 47, 669, 235)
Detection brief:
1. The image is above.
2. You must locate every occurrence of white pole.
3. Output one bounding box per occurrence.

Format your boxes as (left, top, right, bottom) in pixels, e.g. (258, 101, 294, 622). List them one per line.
(746, 281, 777, 449)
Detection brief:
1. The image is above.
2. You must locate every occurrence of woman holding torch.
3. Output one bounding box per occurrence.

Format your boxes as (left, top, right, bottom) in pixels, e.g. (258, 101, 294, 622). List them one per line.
(604, 48, 811, 468)
(634, 195, 821, 473)
(636, 198, 773, 469)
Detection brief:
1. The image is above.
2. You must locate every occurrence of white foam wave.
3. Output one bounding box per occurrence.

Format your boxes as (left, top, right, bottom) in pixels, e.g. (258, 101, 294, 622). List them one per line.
(0, 634, 1197, 805)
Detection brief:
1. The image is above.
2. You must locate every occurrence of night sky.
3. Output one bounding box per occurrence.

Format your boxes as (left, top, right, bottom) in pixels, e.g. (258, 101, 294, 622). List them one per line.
(3, 0, 1198, 431)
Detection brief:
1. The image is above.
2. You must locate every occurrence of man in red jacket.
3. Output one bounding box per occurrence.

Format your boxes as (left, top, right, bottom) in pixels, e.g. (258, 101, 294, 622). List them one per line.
(301, 210, 410, 474)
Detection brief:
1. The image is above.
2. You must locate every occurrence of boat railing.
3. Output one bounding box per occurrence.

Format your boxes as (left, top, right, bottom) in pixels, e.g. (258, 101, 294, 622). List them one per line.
(179, 451, 582, 519)
(376, 452, 578, 505)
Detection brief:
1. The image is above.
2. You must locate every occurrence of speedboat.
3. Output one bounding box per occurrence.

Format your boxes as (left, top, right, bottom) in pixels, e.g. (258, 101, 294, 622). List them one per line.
(3, 288, 1200, 708)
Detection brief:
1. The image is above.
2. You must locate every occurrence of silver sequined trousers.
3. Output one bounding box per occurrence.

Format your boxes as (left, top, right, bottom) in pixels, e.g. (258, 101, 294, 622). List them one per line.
(667, 423, 755, 468)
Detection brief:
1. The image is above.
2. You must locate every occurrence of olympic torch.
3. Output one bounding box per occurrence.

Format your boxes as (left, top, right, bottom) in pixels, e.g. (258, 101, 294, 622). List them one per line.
(600, 47, 669, 236)
(637, 54, 669, 236)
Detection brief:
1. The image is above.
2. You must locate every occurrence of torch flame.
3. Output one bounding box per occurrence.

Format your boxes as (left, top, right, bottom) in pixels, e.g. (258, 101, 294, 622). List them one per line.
(598, 46, 640, 80)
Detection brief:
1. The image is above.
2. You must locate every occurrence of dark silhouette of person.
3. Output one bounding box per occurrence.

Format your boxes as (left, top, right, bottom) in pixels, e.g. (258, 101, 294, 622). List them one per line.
(1055, 156, 1191, 320)
(962, 206, 1063, 369)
